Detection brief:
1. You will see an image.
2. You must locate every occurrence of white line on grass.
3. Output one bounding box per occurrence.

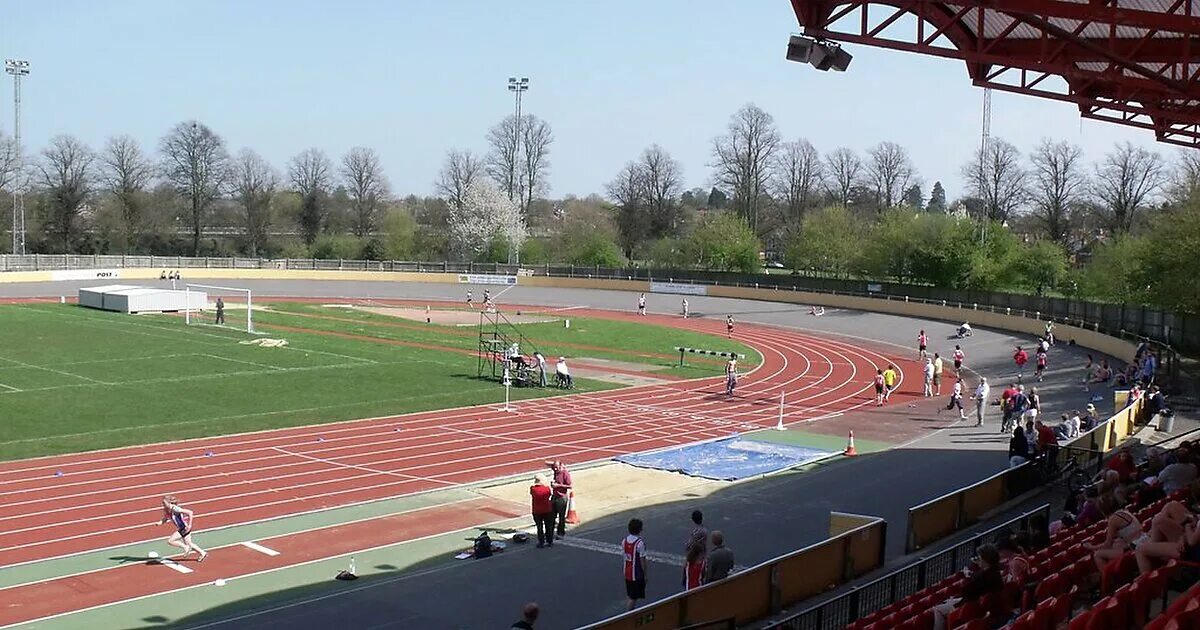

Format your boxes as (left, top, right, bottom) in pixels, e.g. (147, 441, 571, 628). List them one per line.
(0, 355, 108, 384)
(201, 353, 284, 371)
(0, 382, 20, 392)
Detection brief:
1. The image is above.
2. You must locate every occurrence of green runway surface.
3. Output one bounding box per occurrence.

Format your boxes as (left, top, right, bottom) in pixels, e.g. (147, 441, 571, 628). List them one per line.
(0, 304, 756, 460)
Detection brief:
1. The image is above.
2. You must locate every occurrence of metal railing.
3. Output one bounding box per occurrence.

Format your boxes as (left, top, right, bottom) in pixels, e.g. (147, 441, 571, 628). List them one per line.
(762, 505, 1050, 630)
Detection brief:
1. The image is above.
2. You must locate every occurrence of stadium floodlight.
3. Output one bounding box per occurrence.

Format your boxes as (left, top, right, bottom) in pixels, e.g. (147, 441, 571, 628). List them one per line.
(5, 59, 29, 256)
(505, 76, 530, 266)
(786, 35, 852, 72)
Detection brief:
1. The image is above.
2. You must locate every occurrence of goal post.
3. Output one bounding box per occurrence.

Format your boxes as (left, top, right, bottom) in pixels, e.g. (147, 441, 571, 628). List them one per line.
(184, 284, 255, 333)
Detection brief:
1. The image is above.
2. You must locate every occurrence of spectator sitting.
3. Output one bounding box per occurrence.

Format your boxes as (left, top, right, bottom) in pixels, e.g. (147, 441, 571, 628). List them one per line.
(1113, 363, 1138, 388)
(1053, 412, 1081, 440)
(555, 357, 573, 389)
(1145, 385, 1167, 417)
(1106, 449, 1139, 484)
(997, 534, 1030, 586)
(930, 544, 1004, 630)
(1157, 454, 1198, 496)
(1081, 404, 1100, 432)
(1087, 494, 1146, 571)
(1088, 360, 1112, 387)
(1075, 487, 1105, 528)
(1135, 501, 1200, 575)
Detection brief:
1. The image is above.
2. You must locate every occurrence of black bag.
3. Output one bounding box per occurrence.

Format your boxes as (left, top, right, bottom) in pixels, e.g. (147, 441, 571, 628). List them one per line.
(474, 532, 493, 559)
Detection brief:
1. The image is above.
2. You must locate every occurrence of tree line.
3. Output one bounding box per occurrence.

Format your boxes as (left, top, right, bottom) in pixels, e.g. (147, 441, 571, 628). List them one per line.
(3, 103, 1200, 312)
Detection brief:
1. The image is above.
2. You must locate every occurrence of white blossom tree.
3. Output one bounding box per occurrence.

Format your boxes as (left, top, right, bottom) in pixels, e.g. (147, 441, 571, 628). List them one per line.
(449, 181, 525, 260)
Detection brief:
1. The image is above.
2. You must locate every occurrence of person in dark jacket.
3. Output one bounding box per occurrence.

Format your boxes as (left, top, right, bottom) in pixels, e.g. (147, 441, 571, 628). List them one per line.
(931, 544, 1003, 630)
(510, 602, 539, 629)
(1009, 427, 1031, 467)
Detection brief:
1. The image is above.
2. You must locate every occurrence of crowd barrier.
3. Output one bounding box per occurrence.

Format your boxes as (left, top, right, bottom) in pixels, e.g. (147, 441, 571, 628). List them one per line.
(575, 512, 886, 630)
(906, 397, 1146, 553)
(764, 505, 1050, 630)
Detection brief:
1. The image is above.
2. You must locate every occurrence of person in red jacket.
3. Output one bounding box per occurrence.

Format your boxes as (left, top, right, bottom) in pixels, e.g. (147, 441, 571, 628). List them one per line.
(530, 474, 554, 548)
(1013, 346, 1029, 382)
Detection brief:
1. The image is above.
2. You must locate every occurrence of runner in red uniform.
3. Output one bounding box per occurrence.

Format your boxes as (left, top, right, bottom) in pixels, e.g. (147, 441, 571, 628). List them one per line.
(917, 330, 929, 361)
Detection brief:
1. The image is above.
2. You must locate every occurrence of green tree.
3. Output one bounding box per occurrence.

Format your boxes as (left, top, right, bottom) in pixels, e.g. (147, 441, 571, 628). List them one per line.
(1014, 239, 1069, 295)
(1078, 236, 1151, 305)
(1140, 202, 1200, 312)
(927, 181, 947, 213)
(310, 234, 363, 260)
(519, 238, 550, 264)
(902, 184, 923, 210)
(645, 237, 686, 268)
(683, 212, 761, 272)
(381, 207, 417, 260)
(785, 205, 863, 276)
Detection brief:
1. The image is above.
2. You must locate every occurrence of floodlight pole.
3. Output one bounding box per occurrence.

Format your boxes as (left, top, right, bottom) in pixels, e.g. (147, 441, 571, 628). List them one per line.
(506, 76, 529, 267)
(6, 59, 29, 256)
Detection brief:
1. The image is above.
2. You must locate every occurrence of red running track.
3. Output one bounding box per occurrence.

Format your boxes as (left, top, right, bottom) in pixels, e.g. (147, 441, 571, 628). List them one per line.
(0, 308, 905, 567)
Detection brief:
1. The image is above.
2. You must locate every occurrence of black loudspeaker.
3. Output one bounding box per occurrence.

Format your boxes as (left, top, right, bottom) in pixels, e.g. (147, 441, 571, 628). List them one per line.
(829, 46, 853, 72)
(786, 35, 814, 63)
(809, 43, 835, 71)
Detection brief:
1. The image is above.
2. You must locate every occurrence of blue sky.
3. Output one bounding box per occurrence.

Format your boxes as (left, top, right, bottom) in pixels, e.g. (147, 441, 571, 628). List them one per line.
(0, 0, 1167, 202)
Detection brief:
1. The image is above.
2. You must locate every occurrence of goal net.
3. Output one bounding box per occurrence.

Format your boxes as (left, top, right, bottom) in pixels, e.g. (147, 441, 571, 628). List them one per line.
(185, 284, 255, 334)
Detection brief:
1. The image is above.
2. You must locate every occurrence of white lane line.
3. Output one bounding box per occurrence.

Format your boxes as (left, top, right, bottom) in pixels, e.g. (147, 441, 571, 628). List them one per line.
(270, 446, 459, 486)
(240, 541, 280, 556)
(157, 557, 193, 574)
(0, 355, 108, 384)
(0, 382, 20, 392)
(203, 353, 285, 371)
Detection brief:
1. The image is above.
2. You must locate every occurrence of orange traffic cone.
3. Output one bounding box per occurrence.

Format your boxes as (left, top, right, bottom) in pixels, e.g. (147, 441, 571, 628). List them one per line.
(566, 489, 581, 525)
(843, 431, 858, 457)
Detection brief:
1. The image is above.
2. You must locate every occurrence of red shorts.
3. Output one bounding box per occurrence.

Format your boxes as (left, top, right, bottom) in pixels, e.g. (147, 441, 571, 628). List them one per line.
(685, 560, 704, 589)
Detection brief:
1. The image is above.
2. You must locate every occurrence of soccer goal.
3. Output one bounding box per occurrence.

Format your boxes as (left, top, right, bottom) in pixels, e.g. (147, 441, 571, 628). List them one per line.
(185, 284, 255, 333)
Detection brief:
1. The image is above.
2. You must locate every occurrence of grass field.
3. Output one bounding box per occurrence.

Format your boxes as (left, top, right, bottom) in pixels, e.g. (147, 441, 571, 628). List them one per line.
(0, 303, 759, 460)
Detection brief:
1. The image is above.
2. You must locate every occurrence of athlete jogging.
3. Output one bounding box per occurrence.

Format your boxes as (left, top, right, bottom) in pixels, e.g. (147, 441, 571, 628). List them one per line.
(953, 345, 966, 378)
(873, 369, 886, 406)
(726, 315, 734, 338)
(638, 293, 646, 316)
(682, 299, 689, 319)
(917, 330, 928, 361)
(159, 495, 207, 562)
(724, 356, 738, 396)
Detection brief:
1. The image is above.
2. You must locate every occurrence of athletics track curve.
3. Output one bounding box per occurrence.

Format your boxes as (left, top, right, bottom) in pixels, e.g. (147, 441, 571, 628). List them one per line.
(0, 303, 907, 568)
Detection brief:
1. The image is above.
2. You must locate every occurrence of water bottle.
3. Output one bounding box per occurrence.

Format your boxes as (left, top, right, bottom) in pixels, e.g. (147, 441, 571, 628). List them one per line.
(349, 556, 356, 574)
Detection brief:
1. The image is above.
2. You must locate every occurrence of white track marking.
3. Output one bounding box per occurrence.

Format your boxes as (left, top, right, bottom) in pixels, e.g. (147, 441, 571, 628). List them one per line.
(270, 447, 459, 486)
(156, 557, 193, 574)
(551, 535, 688, 567)
(240, 541, 280, 556)
(0, 382, 20, 392)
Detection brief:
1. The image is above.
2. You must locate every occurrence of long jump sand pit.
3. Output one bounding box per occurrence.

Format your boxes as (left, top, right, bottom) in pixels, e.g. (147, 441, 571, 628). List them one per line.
(479, 462, 724, 519)
(352, 306, 560, 326)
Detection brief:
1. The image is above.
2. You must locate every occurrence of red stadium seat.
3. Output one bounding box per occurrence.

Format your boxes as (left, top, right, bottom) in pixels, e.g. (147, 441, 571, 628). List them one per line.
(1087, 589, 1130, 630)
(1164, 608, 1200, 630)
(1035, 574, 1068, 602)
(1051, 589, 1076, 626)
(1009, 610, 1039, 630)
(958, 617, 991, 630)
(1100, 552, 1137, 596)
(947, 600, 983, 628)
(1067, 609, 1093, 630)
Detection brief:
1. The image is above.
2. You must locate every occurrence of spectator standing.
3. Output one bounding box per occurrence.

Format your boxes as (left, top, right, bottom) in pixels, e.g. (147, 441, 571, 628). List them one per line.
(530, 475, 554, 548)
(1140, 352, 1158, 385)
(623, 519, 648, 611)
(638, 293, 646, 316)
(1009, 427, 1031, 468)
(683, 510, 707, 590)
(922, 358, 935, 397)
(215, 297, 225, 325)
(510, 603, 539, 630)
(704, 531, 735, 583)
(545, 461, 572, 539)
(1157, 455, 1198, 495)
(1000, 383, 1018, 433)
(555, 358, 572, 389)
(933, 353, 945, 395)
(972, 378, 990, 427)
(682, 298, 689, 319)
(533, 352, 548, 387)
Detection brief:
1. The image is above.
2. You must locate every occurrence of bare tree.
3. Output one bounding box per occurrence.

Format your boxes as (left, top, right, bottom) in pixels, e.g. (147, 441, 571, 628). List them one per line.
(961, 139, 1027, 222)
(341, 147, 389, 238)
(519, 116, 553, 213)
(607, 161, 648, 257)
(866, 141, 916, 210)
(232, 149, 278, 257)
(1170, 150, 1200, 205)
(640, 144, 684, 237)
(773, 139, 822, 223)
(1092, 142, 1166, 234)
(39, 135, 96, 252)
(711, 103, 780, 232)
(0, 131, 18, 193)
(100, 135, 155, 253)
(288, 147, 333, 245)
(824, 148, 862, 207)
(160, 121, 230, 255)
(1028, 139, 1087, 244)
(435, 149, 484, 213)
(486, 115, 521, 205)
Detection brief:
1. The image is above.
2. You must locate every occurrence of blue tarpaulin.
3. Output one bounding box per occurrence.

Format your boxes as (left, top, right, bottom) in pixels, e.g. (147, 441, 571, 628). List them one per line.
(615, 437, 836, 481)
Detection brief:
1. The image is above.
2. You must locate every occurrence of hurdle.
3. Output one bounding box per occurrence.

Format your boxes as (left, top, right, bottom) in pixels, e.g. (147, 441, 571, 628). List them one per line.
(674, 347, 745, 367)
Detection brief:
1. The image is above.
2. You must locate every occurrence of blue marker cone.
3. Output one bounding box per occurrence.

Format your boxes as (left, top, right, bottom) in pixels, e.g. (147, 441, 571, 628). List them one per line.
(54, 470, 63, 477)
(205, 450, 214, 457)
(317, 437, 325, 442)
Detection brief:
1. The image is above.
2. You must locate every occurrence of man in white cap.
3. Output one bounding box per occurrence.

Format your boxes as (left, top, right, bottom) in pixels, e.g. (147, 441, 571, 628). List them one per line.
(555, 357, 572, 388)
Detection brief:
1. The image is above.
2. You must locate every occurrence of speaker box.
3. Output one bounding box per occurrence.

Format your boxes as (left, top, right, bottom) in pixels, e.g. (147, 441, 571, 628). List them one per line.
(786, 35, 814, 63)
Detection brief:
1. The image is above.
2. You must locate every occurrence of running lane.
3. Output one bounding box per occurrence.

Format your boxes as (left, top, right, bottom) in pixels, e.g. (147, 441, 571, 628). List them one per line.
(0, 307, 907, 566)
